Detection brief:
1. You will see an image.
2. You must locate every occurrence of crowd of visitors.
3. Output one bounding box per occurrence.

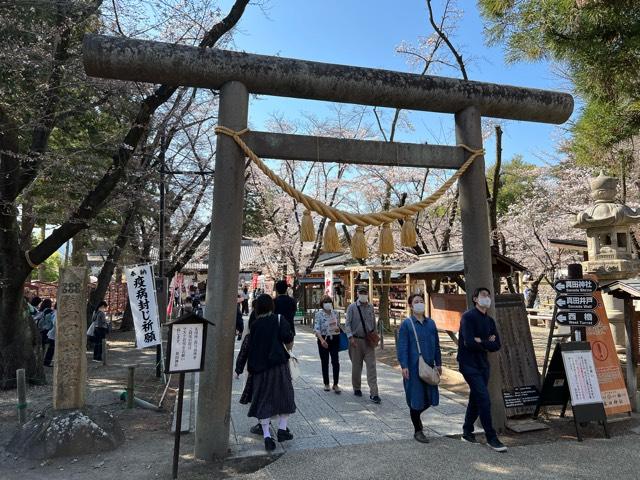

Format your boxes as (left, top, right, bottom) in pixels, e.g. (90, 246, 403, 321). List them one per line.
(234, 281, 507, 452)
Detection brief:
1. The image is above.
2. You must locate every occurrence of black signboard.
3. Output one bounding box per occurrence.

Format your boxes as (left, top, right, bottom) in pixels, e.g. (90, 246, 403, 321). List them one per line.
(503, 385, 540, 409)
(554, 279, 598, 294)
(555, 294, 598, 311)
(535, 342, 609, 441)
(555, 311, 599, 327)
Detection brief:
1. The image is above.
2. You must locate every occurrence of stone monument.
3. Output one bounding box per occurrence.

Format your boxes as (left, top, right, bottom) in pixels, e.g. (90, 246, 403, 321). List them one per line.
(8, 267, 124, 459)
(53, 267, 88, 409)
(572, 173, 640, 350)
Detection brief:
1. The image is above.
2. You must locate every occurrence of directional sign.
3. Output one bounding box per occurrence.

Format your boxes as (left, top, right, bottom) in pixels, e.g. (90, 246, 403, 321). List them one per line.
(555, 311, 599, 327)
(554, 279, 598, 295)
(555, 294, 598, 311)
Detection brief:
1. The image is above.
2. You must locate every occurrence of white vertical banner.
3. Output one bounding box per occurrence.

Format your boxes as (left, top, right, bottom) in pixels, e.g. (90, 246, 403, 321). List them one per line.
(125, 264, 161, 349)
(324, 267, 334, 298)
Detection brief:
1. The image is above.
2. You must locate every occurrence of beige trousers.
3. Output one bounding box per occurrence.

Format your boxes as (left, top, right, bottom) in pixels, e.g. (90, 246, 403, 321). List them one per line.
(349, 337, 378, 396)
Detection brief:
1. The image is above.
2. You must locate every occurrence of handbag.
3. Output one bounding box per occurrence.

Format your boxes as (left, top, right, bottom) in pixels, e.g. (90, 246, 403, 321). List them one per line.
(277, 314, 299, 379)
(357, 306, 379, 348)
(338, 330, 349, 351)
(86, 321, 96, 337)
(408, 318, 440, 386)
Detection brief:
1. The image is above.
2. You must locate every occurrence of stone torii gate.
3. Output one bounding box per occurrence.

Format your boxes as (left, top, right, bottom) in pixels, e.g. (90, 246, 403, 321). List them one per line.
(83, 34, 573, 459)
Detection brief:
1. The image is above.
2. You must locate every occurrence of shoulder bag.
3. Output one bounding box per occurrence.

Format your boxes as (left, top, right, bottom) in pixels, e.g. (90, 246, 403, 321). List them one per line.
(357, 305, 379, 348)
(408, 318, 440, 386)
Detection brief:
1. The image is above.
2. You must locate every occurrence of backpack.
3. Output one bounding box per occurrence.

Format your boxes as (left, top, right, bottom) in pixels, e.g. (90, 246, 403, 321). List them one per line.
(37, 309, 54, 332)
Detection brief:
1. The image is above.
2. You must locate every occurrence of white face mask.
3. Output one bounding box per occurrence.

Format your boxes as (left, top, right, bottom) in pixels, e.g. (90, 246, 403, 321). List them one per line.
(323, 303, 332, 311)
(358, 294, 368, 303)
(477, 297, 491, 309)
(412, 302, 425, 314)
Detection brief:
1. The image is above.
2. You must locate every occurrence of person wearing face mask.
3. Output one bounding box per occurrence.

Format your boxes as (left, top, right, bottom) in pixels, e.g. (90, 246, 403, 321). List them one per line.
(345, 286, 380, 403)
(313, 295, 342, 393)
(396, 294, 441, 443)
(457, 287, 506, 452)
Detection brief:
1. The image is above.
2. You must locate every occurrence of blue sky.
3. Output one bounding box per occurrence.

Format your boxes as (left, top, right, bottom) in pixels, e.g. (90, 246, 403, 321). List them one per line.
(222, 0, 576, 167)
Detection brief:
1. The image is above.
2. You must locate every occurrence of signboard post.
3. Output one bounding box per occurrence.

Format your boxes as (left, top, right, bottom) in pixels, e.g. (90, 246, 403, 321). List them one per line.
(324, 267, 334, 298)
(164, 312, 212, 479)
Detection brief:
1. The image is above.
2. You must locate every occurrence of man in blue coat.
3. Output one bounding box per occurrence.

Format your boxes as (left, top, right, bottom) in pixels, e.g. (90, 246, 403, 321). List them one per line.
(457, 287, 507, 452)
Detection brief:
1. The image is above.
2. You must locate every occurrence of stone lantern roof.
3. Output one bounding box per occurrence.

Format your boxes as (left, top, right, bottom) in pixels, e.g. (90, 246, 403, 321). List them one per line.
(572, 173, 640, 229)
(572, 173, 640, 279)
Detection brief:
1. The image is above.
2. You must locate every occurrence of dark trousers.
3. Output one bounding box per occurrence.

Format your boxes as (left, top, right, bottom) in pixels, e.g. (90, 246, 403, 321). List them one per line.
(410, 407, 427, 433)
(93, 327, 107, 360)
(317, 335, 340, 386)
(461, 365, 497, 441)
(43, 340, 55, 366)
(242, 299, 249, 315)
(40, 330, 49, 349)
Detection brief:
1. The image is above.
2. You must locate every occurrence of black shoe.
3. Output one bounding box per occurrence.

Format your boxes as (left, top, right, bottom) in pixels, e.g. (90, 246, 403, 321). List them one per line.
(461, 433, 478, 444)
(370, 395, 381, 404)
(237, 335, 242, 341)
(264, 437, 276, 451)
(250, 423, 263, 435)
(277, 428, 293, 442)
(414, 430, 429, 443)
(487, 438, 507, 452)
(354, 389, 362, 397)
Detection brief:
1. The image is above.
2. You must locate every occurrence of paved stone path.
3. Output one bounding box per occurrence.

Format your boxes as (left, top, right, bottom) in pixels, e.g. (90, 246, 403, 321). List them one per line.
(222, 323, 472, 457)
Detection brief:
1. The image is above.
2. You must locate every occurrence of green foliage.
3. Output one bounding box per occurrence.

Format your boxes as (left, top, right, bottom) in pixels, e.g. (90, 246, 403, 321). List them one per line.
(40, 251, 62, 282)
(243, 188, 270, 237)
(488, 155, 537, 216)
(479, 0, 640, 165)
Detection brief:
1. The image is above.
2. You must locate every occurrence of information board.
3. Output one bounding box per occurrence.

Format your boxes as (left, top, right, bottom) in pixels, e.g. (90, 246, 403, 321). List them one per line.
(503, 385, 540, 409)
(561, 349, 603, 406)
(167, 323, 205, 373)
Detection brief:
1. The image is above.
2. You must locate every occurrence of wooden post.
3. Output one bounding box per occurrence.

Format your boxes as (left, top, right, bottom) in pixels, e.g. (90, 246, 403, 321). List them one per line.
(455, 105, 506, 432)
(624, 298, 638, 412)
(126, 365, 135, 409)
(172, 372, 186, 479)
(349, 269, 355, 304)
(405, 273, 412, 318)
(16, 368, 27, 424)
(195, 81, 249, 460)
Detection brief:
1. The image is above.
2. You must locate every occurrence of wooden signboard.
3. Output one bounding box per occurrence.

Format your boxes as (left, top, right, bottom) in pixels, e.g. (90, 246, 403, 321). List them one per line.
(585, 290, 631, 416)
(429, 293, 466, 332)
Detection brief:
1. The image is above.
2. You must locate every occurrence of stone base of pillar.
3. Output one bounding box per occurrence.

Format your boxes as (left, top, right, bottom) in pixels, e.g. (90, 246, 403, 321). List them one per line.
(7, 407, 124, 460)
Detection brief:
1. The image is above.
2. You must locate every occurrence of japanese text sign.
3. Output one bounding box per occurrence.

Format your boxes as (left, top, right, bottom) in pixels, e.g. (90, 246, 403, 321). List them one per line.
(125, 264, 161, 349)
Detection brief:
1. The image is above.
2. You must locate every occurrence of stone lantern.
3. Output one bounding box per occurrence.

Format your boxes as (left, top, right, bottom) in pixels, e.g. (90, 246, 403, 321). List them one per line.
(572, 173, 640, 350)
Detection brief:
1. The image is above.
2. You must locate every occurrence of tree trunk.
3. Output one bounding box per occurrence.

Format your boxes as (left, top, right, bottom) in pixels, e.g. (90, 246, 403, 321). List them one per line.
(88, 206, 136, 314)
(527, 273, 545, 309)
(379, 269, 391, 331)
(120, 300, 134, 332)
(0, 270, 44, 389)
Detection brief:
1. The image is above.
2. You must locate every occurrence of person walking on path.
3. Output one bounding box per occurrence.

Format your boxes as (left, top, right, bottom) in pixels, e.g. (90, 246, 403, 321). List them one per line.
(91, 301, 109, 362)
(345, 285, 380, 404)
(397, 294, 442, 443)
(314, 295, 342, 394)
(236, 294, 245, 341)
(273, 280, 297, 342)
(457, 287, 507, 452)
(35, 299, 54, 349)
(242, 286, 250, 315)
(247, 294, 296, 451)
(43, 303, 57, 367)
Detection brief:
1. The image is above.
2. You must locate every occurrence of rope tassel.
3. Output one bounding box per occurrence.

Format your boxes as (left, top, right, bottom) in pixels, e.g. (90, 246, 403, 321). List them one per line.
(401, 217, 417, 247)
(378, 223, 394, 255)
(350, 226, 368, 259)
(322, 221, 342, 253)
(301, 210, 316, 242)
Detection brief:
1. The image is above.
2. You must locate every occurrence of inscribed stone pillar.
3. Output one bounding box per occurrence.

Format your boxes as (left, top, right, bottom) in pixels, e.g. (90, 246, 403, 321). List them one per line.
(53, 267, 88, 410)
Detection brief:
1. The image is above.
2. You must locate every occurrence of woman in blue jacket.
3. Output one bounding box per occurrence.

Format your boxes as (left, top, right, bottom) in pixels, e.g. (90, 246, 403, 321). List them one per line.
(396, 293, 442, 443)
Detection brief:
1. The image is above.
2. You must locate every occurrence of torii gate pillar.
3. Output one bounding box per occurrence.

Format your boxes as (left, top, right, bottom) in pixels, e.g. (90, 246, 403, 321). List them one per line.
(195, 81, 248, 459)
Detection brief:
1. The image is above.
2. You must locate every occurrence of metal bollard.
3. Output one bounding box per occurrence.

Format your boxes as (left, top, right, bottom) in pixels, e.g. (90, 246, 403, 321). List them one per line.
(16, 368, 27, 424)
(126, 365, 135, 409)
